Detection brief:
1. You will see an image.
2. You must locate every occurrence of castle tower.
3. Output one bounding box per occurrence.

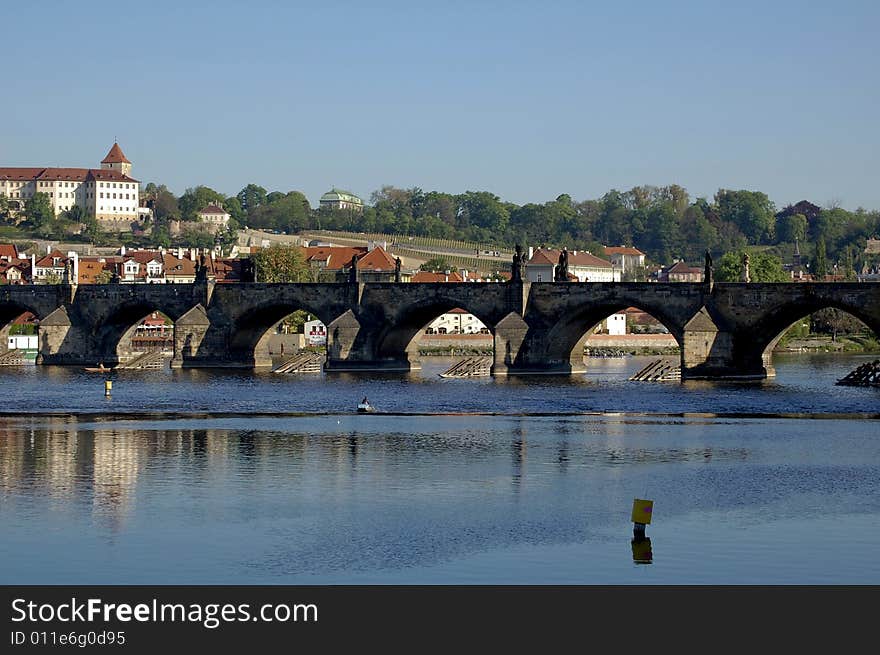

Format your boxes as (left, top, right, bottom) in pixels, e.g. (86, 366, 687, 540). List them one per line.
(101, 142, 132, 177)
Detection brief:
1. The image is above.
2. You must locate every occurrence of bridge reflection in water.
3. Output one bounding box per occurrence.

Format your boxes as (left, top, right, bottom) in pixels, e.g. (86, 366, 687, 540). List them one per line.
(1, 280, 878, 379)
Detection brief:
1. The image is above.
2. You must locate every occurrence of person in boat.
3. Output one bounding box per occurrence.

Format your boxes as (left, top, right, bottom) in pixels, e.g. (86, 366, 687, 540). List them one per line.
(362, 397, 369, 405)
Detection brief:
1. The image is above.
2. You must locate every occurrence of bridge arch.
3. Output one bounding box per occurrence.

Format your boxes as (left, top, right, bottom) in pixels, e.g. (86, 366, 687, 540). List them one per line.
(95, 301, 186, 365)
(747, 298, 880, 372)
(226, 299, 338, 367)
(539, 300, 684, 373)
(372, 296, 497, 369)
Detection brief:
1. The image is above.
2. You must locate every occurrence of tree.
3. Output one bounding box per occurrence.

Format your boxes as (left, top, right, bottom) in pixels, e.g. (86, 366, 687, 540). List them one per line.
(813, 237, 827, 279)
(82, 212, 102, 242)
(715, 189, 776, 244)
(716, 250, 788, 282)
(152, 185, 180, 221)
(248, 191, 310, 234)
(776, 212, 807, 244)
(94, 269, 113, 284)
(151, 222, 172, 249)
(25, 192, 55, 231)
(178, 186, 225, 221)
(250, 244, 311, 282)
(236, 184, 268, 215)
(420, 257, 452, 271)
(179, 225, 216, 249)
(223, 196, 245, 224)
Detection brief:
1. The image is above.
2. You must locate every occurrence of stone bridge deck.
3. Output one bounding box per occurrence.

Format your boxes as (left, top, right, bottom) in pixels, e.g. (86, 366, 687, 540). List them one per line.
(1, 280, 878, 379)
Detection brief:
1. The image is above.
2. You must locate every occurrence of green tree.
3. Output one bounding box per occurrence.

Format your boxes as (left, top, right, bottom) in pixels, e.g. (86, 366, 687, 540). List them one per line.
(813, 237, 827, 278)
(776, 212, 807, 244)
(178, 186, 225, 221)
(154, 186, 180, 221)
(180, 226, 216, 249)
(715, 189, 776, 244)
(223, 196, 245, 224)
(25, 192, 55, 232)
(237, 184, 268, 215)
(82, 212, 102, 242)
(248, 192, 310, 234)
(151, 222, 172, 249)
(250, 243, 310, 282)
(716, 250, 788, 282)
(420, 257, 452, 271)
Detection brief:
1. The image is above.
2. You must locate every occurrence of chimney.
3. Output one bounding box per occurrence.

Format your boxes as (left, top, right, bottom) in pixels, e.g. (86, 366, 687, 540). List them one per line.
(573, 250, 578, 256)
(528, 246, 533, 260)
(120, 245, 126, 256)
(177, 247, 184, 259)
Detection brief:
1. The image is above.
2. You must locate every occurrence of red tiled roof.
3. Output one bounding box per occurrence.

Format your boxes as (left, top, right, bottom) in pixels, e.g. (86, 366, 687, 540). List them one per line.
(0, 244, 19, 260)
(357, 245, 396, 271)
(528, 248, 613, 269)
(0, 167, 45, 180)
(34, 250, 67, 268)
(302, 246, 367, 270)
(163, 253, 197, 276)
(126, 250, 163, 264)
(604, 246, 645, 256)
(213, 258, 242, 283)
(101, 142, 131, 164)
(666, 261, 701, 274)
(77, 258, 114, 284)
(0, 167, 138, 183)
(198, 204, 227, 215)
(411, 271, 464, 283)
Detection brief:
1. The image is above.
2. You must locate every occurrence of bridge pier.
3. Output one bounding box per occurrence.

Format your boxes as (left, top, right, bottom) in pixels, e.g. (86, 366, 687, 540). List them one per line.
(681, 308, 772, 380)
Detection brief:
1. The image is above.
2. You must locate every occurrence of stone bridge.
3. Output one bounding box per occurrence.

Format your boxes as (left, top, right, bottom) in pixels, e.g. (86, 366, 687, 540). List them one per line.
(1, 280, 878, 379)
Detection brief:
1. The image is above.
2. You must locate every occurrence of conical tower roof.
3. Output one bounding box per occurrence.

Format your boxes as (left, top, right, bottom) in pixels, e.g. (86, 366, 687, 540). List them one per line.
(101, 142, 131, 164)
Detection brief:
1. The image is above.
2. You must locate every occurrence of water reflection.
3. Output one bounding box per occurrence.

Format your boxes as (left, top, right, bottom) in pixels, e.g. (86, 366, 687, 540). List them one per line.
(632, 536, 653, 564)
(1, 410, 880, 583)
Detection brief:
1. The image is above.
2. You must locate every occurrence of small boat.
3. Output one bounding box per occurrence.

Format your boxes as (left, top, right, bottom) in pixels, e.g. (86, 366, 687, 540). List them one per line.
(84, 363, 113, 373)
(357, 398, 376, 413)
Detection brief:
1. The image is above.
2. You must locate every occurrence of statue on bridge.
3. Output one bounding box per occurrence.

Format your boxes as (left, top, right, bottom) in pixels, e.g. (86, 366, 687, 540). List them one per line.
(555, 248, 569, 282)
(195, 253, 208, 282)
(394, 256, 402, 283)
(512, 244, 525, 282)
(349, 254, 359, 283)
(704, 249, 714, 287)
(742, 252, 751, 283)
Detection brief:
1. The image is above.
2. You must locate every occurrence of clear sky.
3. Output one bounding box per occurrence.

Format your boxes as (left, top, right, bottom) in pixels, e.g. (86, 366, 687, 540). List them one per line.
(4, 0, 879, 210)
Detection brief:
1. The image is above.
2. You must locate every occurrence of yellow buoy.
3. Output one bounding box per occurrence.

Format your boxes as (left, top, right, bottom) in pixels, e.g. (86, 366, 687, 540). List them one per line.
(104, 380, 112, 397)
(631, 498, 653, 525)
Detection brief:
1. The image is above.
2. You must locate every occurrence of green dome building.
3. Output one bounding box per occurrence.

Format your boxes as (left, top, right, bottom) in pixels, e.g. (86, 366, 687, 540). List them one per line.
(319, 188, 364, 212)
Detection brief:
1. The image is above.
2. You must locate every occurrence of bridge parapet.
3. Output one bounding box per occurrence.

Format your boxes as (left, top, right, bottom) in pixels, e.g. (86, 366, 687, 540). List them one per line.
(1, 281, 876, 378)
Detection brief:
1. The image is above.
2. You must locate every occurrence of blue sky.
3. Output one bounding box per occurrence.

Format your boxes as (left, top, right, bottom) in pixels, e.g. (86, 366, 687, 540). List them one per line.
(4, 1, 879, 210)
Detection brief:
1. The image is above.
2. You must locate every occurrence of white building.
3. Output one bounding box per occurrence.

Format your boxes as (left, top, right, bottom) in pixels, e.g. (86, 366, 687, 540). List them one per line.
(603, 246, 646, 275)
(0, 143, 139, 230)
(525, 247, 621, 282)
(197, 204, 231, 234)
(304, 319, 327, 346)
(425, 308, 489, 335)
(605, 312, 627, 335)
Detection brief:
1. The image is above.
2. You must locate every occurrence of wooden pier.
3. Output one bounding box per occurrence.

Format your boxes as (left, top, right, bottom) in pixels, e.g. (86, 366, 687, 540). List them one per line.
(836, 360, 880, 387)
(629, 358, 681, 381)
(116, 352, 169, 370)
(439, 356, 492, 378)
(0, 349, 35, 366)
(273, 352, 324, 374)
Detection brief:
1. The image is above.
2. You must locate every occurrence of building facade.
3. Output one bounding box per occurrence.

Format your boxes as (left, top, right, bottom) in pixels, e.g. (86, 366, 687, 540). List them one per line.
(525, 247, 620, 282)
(319, 188, 364, 212)
(197, 204, 231, 234)
(0, 143, 140, 231)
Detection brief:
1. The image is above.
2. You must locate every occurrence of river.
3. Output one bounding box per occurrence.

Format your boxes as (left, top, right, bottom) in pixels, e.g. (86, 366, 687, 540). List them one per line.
(1, 353, 878, 584)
